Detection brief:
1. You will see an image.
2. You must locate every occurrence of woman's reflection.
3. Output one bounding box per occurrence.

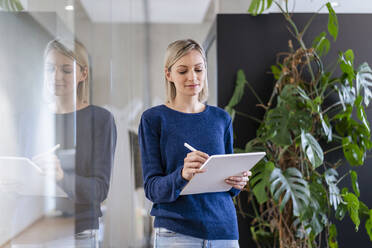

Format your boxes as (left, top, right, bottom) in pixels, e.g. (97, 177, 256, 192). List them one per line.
(33, 39, 117, 246)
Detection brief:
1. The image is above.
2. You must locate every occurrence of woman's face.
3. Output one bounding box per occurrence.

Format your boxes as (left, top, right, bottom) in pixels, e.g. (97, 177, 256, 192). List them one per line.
(44, 49, 86, 97)
(166, 49, 206, 99)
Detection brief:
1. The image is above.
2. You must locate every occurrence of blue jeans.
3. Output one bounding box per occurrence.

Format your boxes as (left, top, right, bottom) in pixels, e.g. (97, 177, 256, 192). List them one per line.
(154, 228, 240, 248)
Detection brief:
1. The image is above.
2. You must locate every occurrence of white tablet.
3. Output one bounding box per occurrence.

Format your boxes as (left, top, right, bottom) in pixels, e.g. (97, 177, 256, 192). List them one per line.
(0, 157, 67, 197)
(180, 152, 266, 195)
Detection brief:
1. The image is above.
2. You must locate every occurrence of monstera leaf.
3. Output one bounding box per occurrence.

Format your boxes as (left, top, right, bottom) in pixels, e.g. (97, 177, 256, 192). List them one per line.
(301, 131, 324, 169)
(335, 83, 356, 110)
(270, 167, 310, 216)
(325, 169, 342, 211)
(265, 106, 292, 145)
(343, 192, 360, 231)
(356, 62, 372, 106)
(265, 86, 312, 146)
(250, 161, 275, 204)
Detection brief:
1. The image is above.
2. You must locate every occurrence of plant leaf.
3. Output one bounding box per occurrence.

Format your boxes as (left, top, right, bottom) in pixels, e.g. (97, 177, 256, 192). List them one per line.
(356, 62, 372, 106)
(225, 70, 247, 120)
(325, 168, 342, 211)
(320, 112, 333, 142)
(339, 50, 355, 83)
(271, 65, 282, 80)
(250, 161, 275, 204)
(266, 107, 292, 145)
(329, 224, 339, 248)
(350, 170, 360, 197)
(301, 131, 324, 169)
(270, 167, 310, 216)
(312, 32, 331, 57)
(343, 192, 360, 231)
(225, 69, 247, 108)
(342, 136, 364, 166)
(248, 0, 273, 16)
(326, 2, 338, 41)
(0, 0, 23, 11)
(359, 201, 369, 217)
(335, 83, 355, 110)
(355, 96, 370, 133)
(366, 209, 372, 241)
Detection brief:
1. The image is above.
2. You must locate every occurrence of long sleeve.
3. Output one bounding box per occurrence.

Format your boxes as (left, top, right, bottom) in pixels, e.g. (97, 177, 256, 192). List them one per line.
(58, 112, 117, 204)
(138, 115, 188, 204)
(225, 118, 240, 197)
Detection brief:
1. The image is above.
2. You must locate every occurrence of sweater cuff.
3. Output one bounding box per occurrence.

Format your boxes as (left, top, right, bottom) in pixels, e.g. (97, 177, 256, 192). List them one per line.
(229, 187, 241, 197)
(174, 166, 189, 191)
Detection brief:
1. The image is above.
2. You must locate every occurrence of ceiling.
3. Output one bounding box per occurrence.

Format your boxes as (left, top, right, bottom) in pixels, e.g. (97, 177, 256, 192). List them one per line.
(79, 0, 213, 23)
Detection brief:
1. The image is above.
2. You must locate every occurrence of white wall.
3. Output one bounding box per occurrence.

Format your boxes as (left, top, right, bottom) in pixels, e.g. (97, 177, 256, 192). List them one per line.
(0, 13, 55, 245)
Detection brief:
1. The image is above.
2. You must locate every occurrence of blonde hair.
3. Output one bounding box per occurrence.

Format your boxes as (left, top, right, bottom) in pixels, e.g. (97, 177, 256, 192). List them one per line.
(44, 39, 90, 104)
(164, 39, 208, 103)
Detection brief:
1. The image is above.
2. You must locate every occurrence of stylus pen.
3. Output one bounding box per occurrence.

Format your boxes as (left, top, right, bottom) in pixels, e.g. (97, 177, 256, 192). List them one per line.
(184, 143, 197, 152)
(32, 144, 61, 160)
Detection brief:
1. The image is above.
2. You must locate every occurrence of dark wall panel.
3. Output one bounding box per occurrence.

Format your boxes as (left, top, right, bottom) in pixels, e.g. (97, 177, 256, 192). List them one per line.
(216, 13, 372, 247)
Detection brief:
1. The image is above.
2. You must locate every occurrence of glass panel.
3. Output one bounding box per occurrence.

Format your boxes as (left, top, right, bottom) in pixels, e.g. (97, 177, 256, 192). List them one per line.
(1, 0, 216, 247)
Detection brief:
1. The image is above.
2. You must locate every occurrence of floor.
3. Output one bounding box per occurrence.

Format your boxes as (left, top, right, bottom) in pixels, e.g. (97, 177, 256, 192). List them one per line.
(1, 216, 75, 248)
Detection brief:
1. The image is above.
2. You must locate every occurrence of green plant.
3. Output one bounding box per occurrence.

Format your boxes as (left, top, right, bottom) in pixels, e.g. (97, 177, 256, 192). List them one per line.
(0, 0, 23, 11)
(226, 1, 372, 247)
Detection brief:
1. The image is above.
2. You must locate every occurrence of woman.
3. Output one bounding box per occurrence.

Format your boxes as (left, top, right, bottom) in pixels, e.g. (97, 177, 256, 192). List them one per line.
(33, 39, 117, 246)
(138, 39, 250, 247)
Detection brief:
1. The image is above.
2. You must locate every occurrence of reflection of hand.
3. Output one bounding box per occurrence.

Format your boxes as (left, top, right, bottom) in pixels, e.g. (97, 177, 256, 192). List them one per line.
(225, 171, 252, 190)
(182, 151, 209, 181)
(32, 154, 64, 181)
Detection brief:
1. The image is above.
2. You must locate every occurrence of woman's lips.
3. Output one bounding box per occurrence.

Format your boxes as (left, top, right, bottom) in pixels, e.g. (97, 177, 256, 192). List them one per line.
(185, 84, 199, 88)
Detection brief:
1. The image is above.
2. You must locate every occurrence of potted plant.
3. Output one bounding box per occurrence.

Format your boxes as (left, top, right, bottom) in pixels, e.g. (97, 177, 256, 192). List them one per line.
(225, 1, 372, 247)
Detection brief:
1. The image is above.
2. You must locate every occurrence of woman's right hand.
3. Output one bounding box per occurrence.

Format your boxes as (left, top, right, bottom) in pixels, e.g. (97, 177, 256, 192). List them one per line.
(182, 151, 209, 181)
(32, 154, 64, 181)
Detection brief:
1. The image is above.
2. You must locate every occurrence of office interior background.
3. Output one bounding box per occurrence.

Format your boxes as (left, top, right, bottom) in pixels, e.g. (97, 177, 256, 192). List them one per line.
(1, 0, 372, 247)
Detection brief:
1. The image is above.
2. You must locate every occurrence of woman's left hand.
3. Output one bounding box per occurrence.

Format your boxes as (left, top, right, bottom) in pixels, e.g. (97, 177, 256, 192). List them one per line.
(225, 171, 252, 190)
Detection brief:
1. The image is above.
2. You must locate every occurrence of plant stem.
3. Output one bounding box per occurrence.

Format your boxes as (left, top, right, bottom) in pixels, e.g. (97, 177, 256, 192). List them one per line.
(246, 80, 264, 105)
(332, 134, 343, 141)
(251, 197, 261, 220)
(300, 4, 325, 38)
(235, 111, 263, 124)
(324, 145, 343, 155)
(322, 101, 342, 114)
(267, 74, 284, 108)
(336, 171, 350, 185)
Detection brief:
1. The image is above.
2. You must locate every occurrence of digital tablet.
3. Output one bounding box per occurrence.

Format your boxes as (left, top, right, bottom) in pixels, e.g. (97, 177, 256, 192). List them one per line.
(0, 157, 67, 197)
(180, 152, 266, 195)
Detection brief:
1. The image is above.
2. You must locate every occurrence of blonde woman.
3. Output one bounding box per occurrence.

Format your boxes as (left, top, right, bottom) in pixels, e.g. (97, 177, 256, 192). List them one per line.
(33, 39, 117, 246)
(139, 39, 250, 247)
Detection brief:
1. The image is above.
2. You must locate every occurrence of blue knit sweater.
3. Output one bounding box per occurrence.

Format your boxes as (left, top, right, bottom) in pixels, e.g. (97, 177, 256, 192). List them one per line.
(138, 104, 240, 240)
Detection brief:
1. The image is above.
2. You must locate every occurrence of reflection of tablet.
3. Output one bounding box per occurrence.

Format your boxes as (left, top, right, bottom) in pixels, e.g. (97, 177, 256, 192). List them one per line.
(0, 157, 67, 197)
(180, 152, 266, 195)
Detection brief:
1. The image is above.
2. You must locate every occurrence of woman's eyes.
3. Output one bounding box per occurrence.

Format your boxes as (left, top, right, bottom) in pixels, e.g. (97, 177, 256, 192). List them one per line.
(177, 68, 203, 74)
(45, 65, 73, 74)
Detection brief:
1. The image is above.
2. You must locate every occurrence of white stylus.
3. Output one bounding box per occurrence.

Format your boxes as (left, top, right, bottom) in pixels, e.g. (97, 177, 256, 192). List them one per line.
(184, 142, 197, 152)
(32, 144, 61, 160)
